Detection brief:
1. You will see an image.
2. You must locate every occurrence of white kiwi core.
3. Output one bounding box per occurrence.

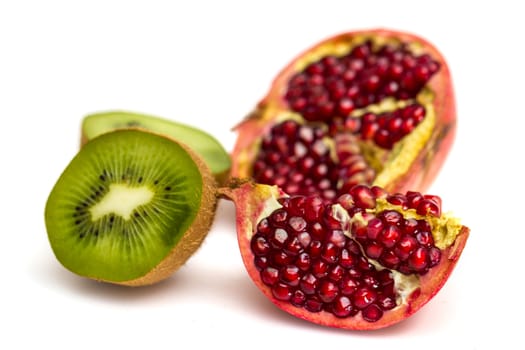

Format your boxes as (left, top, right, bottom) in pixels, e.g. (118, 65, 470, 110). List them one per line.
(90, 183, 154, 221)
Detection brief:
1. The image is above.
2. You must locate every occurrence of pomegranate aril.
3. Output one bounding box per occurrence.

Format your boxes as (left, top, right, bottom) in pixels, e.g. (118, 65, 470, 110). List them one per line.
(305, 297, 324, 313)
(417, 198, 441, 217)
(377, 294, 396, 310)
(381, 210, 403, 225)
(321, 242, 340, 264)
(416, 230, 434, 247)
(318, 280, 339, 303)
(379, 250, 400, 269)
(353, 287, 377, 309)
(362, 304, 383, 322)
(269, 228, 288, 248)
(350, 184, 376, 209)
(304, 196, 324, 221)
(408, 247, 429, 272)
(328, 265, 345, 282)
(332, 296, 355, 318)
(312, 260, 329, 278)
(428, 247, 442, 267)
(272, 282, 293, 301)
(251, 234, 271, 256)
(340, 248, 356, 268)
(366, 242, 383, 259)
(300, 273, 319, 295)
(271, 250, 293, 266)
(340, 275, 360, 295)
(270, 209, 288, 227)
(380, 225, 401, 248)
(261, 267, 279, 286)
(254, 256, 269, 271)
(366, 217, 383, 240)
(308, 239, 323, 257)
(291, 290, 306, 307)
(280, 265, 301, 286)
(295, 252, 311, 271)
(395, 235, 418, 260)
(288, 216, 307, 232)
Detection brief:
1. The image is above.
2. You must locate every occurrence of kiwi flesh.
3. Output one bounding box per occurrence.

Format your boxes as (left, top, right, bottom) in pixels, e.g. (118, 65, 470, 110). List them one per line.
(45, 129, 217, 286)
(81, 111, 231, 185)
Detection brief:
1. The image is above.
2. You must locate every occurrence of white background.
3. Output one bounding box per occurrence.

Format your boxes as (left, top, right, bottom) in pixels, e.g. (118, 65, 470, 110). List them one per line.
(1, 1, 522, 349)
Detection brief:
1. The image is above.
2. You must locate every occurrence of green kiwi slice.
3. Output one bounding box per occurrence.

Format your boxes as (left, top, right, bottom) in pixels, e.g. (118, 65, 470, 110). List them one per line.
(81, 111, 231, 184)
(45, 129, 217, 286)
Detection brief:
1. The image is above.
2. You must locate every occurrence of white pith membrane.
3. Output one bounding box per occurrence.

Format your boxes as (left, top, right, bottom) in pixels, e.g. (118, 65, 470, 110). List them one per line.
(252, 188, 462, 313)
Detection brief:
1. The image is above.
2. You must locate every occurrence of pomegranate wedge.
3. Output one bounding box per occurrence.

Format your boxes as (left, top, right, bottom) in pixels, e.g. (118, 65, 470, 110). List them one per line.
(219, 182, 468, 330)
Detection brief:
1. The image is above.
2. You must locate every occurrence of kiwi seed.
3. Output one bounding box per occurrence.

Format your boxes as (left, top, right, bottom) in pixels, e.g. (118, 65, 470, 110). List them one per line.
(45, 129, 217, 286)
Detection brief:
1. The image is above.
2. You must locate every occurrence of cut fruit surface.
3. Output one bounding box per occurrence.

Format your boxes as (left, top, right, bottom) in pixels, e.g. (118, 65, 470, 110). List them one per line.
(82, 111, 231, 185)
(45, 129, 217, 286)
(219, 182, 468, 330)
(231, 29, 456, 200)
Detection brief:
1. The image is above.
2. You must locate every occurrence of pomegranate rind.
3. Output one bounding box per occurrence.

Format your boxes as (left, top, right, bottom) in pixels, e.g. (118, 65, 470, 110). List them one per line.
(230, 28, 456, 194)
(220, 182, 469, 330)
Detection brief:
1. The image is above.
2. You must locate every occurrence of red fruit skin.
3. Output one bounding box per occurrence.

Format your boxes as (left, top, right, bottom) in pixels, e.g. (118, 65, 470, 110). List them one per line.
(219, 182, 469, 330)
(231, 28, 456, 194)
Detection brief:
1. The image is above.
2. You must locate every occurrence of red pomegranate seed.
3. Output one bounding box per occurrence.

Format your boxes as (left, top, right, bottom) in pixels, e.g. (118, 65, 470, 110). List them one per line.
(367, 217, 384, 240)
(305, 297, 323, 313)
(261, 267, 279, 285)
(395, 235, 418, 260)
(284, 236, 303, 256)
(291, 290, 306, 307)
(269, 228, 288, 248)
(318, 280, 339, 303)
(251, 234, 271, 256)
(353, 287, 377, 309)
(300, 273, 318, 295)
(272, 282, 293, 301)
(340, 248, 356, 268)
(350, 184, 377, 209)
(362, 304, 383, 322)
(377, 294, 396, 310)
(340, 275, 360, 295)
(366, 242, 384, 259)
(332, 295, 355, 318)
(408, 247, 429, 272)
(280, 265, 301, 286)
(417, 198, 441, 217)
(380, 225, 401, 248)
(295, 252, 311, 271)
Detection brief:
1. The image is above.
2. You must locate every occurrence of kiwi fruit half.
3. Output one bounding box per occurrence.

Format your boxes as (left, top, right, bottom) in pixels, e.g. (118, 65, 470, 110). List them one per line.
(81, 111, 231, 185)
(45, 129, 217, 286)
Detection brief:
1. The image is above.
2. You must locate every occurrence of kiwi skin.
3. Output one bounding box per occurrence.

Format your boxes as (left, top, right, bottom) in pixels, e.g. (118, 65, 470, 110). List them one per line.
(122, 138, 218, 287)
(46, 130, 219, 287)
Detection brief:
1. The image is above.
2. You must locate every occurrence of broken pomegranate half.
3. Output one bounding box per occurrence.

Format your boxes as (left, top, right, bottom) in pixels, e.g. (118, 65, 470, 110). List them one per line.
(219, 182, 468, 330)
(231, 29, 456, 200)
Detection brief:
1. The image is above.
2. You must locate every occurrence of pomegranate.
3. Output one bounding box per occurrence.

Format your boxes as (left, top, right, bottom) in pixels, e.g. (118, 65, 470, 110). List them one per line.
(231, 29, 456, 200)
(219, 181, 468, 330)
